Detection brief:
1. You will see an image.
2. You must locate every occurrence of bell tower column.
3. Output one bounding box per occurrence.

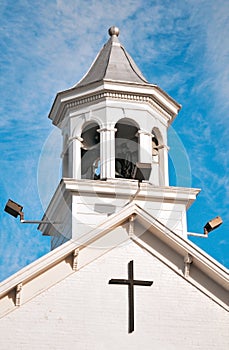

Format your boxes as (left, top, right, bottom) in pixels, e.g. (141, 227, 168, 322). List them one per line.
(69, 135, 83, 179)
(161, 145, 169, 186)
(98, 125, 117, 179)
(138, 129, 152, 164)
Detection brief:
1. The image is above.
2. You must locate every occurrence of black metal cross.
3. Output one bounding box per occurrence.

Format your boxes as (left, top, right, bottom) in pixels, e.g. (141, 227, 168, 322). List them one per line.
(109, 260, 153, 333)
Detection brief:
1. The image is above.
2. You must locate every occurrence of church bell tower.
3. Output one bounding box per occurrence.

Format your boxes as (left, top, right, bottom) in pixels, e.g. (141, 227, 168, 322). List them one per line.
(39, 27, 199, 249)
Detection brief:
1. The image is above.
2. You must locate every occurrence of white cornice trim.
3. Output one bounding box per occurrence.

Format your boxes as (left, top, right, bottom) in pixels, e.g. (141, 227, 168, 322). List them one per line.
(49, 83, 181, 127)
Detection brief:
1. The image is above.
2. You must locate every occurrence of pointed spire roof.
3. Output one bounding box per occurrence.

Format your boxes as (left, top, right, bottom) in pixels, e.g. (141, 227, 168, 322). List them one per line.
(49, 26, 182, 126)
(76, 26, 149, 88)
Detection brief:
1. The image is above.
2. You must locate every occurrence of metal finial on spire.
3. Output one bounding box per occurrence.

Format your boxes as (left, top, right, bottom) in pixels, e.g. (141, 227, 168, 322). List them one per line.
(108, 26, 120, 37)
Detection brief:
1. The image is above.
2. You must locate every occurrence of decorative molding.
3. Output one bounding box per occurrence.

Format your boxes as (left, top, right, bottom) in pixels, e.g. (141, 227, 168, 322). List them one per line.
(72, 248, 79, 271)
(128, 215, 136, 237)
(15, 283, 22, 306)
(138, 129, 152, 136)
(61, 136, 83, 158)
(97, 127, 117, 133)
(64, 90, 174, 120)
(152, 144, 170, 151)
(69, 136, 84, 143)
(184, 254, 193, 278)
(66, 92, 150, 109)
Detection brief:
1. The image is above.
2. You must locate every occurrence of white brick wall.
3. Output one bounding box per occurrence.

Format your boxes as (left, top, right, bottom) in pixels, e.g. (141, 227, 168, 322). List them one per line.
(1, 241, 228, 350)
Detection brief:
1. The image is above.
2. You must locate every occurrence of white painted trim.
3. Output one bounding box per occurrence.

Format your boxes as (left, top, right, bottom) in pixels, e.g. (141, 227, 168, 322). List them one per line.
(1, 202, 228, 317)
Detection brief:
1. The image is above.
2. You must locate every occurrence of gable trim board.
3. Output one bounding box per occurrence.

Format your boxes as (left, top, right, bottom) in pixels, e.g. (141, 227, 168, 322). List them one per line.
(0, 202, 228, 318)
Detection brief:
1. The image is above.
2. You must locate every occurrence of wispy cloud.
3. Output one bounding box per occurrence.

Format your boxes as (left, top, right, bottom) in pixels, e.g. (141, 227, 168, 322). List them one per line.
(0, 0, 228, 280)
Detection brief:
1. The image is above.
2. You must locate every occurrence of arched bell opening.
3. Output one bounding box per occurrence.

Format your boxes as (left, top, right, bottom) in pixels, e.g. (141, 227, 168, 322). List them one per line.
(81, 122, 100, 179)
(152, 131, 160, 163)
(115, 118, 139, 179)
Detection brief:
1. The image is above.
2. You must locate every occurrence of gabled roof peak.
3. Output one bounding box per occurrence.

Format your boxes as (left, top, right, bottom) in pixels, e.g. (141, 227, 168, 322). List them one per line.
(75, 26, 149, 88)
(0, 200, 228, 317)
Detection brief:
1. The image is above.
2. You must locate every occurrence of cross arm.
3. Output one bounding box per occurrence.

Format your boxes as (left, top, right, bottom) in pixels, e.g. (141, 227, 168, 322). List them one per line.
(109, 279, 129, 285)
(133, 280, 153, 286)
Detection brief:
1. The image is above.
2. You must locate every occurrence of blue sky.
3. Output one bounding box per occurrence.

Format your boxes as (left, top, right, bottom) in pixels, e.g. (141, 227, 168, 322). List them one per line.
(0, 0, 228, 281)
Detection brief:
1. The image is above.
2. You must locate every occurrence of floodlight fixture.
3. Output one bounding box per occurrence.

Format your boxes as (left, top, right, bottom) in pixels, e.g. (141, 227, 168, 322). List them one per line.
(132, 162, 152, 182)
(188, 216, 223, 238)
(4, 199, 50, 224)
(4, 199, 24, 220)
(204, 216, 223, 235)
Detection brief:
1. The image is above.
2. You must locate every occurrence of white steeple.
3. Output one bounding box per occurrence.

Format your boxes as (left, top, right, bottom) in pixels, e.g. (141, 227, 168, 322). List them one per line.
(39, 27, 199, 249)
(48, 26, 181, 185)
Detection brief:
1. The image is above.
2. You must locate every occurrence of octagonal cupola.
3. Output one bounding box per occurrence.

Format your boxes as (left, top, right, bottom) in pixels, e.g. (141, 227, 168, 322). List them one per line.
(48, 26, 181, 186)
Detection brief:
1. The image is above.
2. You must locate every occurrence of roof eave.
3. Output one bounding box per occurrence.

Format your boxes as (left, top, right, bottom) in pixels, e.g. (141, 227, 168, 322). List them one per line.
(0, 202, 228, 318)
(48, 79, 181, 127)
